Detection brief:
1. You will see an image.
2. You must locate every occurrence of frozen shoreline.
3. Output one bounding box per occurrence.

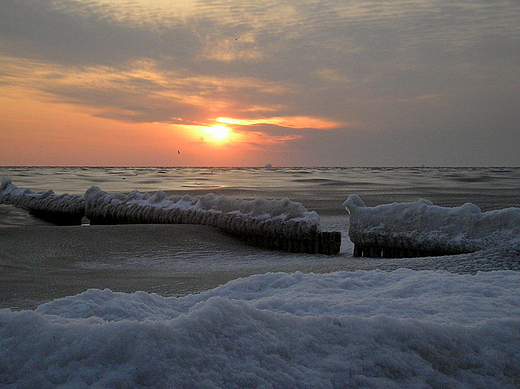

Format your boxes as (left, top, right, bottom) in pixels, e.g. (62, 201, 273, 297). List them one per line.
(2, 269, 519, 388)
(345, 194, 520, 257)
(2, 167, 520, 388)
(1, 220, 519, 310)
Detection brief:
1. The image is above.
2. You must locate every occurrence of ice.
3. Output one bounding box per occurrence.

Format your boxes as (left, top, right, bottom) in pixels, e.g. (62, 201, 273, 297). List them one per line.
(85, 186, 319, 227)
(85, 186, 340, 254)
(2, 174, 520, 387)
(1, 269, 519, 388)
(344, 194, 520, 257)
(0, 178, 85, 225)
(0, 180, 340, 253)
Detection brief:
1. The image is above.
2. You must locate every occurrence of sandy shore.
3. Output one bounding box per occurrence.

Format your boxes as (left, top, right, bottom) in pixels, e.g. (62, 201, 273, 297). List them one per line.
(2, 222, 519, 310)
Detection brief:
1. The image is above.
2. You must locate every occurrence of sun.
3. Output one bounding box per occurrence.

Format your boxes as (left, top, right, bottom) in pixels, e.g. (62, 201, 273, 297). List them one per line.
(205, 124, 231, 142)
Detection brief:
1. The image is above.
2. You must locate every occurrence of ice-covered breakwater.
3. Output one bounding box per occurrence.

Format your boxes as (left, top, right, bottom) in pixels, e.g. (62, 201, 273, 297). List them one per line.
(0, 179, 340, 254)
(85, 187, 340, 254)
(0, 178, 85, 225)
(344, 194, 520, 258)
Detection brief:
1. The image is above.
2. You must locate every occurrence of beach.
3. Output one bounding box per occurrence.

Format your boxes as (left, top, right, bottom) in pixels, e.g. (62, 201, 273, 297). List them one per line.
(1, 167, 519, 388)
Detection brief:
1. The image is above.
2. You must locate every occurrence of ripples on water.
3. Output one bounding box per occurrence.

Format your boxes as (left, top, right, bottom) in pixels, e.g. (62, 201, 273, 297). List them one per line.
(1, 166, 519, 213)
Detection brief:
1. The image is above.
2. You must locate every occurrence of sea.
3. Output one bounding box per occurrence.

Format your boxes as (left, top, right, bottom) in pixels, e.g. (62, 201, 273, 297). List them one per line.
(1, 166, 520, 388)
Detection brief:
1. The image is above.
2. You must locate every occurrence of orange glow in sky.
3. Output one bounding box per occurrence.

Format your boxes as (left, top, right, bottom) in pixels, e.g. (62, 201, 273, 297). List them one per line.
(215, 116, 343, 130)
(1, 1, 519, 166)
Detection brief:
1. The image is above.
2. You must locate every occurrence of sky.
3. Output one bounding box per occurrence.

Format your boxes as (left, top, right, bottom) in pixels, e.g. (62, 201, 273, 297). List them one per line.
(1, 0, 519, 167)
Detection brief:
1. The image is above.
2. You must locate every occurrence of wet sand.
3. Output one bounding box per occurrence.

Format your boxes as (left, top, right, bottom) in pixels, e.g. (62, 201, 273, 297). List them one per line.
(2, 222, 520, 310)
(1, 224, 354, 309)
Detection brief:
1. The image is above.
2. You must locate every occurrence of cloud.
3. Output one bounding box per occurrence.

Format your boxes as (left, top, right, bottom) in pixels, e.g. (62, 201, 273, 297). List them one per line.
(216, 116, 344, 130)
(1, 1, 150, 65)
(1, 0, 519, 165)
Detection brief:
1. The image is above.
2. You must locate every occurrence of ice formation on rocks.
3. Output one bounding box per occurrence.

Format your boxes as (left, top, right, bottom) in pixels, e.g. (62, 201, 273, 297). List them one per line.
(344, 194, 520, 257)
(0, 178, 85, 225)
(85, 186, 340, 254)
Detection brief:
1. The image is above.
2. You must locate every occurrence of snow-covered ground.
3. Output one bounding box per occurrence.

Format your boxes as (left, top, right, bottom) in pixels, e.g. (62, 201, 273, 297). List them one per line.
(2, 174, 520, 388)
(1, 269, 519, 388)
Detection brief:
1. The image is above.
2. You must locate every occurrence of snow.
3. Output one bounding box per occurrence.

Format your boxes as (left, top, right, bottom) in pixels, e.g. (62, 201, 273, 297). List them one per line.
(85, 186, 319, 229)
(0, 179, 321, 235)
(344, 194, 520, 256)
(1, 269, 519, 388)
(0, 178, 85, 225)
(85, 186, 335, 253)
(85, 186, 319, 224)
(2, 179, 520, 387)
(0, 179, 334, 251)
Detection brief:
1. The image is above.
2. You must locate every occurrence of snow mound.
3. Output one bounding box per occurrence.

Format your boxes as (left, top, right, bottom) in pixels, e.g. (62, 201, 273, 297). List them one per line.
(0, 178, 85, 225)
(344, 194, 520, 257)
(1, 269, 519, 388)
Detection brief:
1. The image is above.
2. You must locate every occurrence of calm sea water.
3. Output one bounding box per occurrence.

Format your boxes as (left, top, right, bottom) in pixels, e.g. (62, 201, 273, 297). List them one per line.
(2, 166, 520, 212)
(1, 166, 519, 309)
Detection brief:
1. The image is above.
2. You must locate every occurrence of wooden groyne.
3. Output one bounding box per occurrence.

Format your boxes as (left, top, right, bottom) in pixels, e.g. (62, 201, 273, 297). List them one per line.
(0, 178, 85, 225)
(235, 230, 341, 255)
(0, 179, 341, 255)
(85, 187, 341, 255)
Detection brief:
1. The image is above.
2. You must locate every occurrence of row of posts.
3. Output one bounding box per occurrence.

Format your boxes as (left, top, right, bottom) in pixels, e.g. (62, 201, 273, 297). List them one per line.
(13, 200, 343, 255)
(236, 231, 341, 255)
(353, 245, 450, 258)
